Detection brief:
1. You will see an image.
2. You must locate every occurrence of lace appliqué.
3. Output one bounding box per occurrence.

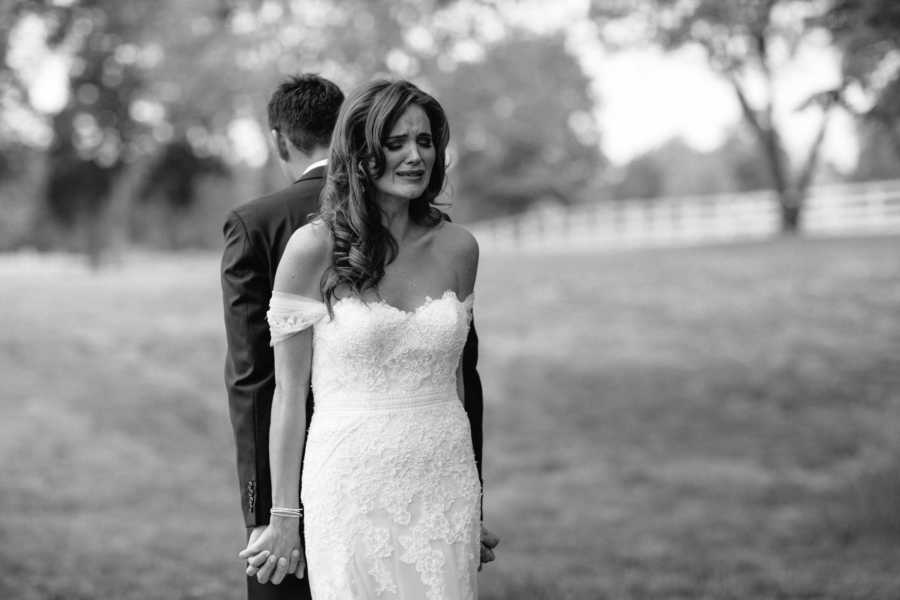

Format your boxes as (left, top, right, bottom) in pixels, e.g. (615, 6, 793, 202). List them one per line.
(311, 291, 473, 404)
(298, 290, 481, 600)
(266, 291, 327, 346)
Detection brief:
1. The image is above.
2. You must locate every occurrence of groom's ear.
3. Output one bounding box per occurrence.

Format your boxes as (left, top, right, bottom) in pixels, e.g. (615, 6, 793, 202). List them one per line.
(271, 129, 290, 161)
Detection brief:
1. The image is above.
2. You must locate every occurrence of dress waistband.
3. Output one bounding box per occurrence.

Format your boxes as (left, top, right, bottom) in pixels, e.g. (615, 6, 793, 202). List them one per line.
(313, 388, 456, 414)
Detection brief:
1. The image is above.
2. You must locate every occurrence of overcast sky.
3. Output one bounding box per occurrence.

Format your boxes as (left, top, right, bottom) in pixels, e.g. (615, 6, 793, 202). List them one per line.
(520, 0, 860, 170)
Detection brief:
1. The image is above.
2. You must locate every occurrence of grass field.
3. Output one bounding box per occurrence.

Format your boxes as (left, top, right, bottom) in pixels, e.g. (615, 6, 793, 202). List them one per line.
(1, 234, 899, 599)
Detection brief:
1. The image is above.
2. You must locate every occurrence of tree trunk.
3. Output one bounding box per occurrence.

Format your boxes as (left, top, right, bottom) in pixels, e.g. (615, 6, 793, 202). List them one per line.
(104, 155, 155, 260)
(778, 189, 803, 234)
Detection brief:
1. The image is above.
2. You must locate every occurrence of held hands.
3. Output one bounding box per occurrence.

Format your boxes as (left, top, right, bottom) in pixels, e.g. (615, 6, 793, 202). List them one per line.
(479, 525, 500, 570)
(238, 518, 305, 585)
(240, 521, 497, 582)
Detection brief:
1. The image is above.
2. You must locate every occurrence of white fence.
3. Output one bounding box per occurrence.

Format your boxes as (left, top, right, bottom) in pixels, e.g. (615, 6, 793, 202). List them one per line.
(469, 179, 900, 253)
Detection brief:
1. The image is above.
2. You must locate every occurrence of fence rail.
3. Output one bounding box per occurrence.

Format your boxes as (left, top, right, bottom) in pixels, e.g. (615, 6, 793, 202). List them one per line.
(469, 179, 900, 252)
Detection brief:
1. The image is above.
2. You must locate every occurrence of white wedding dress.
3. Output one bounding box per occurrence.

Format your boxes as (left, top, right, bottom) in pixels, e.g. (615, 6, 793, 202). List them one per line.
(267, 290, 482, 600)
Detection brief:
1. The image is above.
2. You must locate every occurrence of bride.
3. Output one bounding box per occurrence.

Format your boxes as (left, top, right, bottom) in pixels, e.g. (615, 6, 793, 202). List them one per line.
(239, 79, 493, 599)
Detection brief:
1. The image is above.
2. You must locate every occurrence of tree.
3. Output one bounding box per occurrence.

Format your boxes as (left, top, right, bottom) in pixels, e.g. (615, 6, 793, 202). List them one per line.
(823, 0, 900, 162)
(1, 0, 463, 255)
(20, 1, 161, 259)
(851, 120, 900, 180)
(613, 151, 665, 200)
(2, 0, 232, 258)
(429, 30, 603, 221)
(3, 0, 603, 251)
(612, 131, 772, 200)
(593, 0, 847, 232)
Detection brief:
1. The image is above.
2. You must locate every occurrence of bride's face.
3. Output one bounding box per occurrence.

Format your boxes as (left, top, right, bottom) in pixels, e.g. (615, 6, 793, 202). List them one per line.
(371, 104, 435, 203)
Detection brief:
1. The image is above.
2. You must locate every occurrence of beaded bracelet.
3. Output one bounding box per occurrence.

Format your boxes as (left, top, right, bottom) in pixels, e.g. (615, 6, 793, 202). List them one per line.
(270, 506, 303, 518)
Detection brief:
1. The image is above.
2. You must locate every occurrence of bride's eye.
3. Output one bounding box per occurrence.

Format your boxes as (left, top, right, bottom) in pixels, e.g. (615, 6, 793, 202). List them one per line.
(384, 135, 404, 151)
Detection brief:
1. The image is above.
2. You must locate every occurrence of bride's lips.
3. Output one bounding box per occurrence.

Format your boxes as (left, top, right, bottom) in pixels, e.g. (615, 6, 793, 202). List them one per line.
(396, 169, 426, 178)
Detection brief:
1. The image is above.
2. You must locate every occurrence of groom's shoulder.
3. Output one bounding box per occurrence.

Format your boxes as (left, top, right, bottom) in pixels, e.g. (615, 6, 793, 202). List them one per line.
(228, 180, 322, 234)
(231, 184, 293, 222)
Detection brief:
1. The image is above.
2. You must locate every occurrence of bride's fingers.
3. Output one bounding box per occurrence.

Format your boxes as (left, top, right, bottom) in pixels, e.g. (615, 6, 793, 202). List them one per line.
(295, 557, 306, 579)
(256, 554, 278, 584)
(270, 556, 290, 585)
(288, 549, 301, 574)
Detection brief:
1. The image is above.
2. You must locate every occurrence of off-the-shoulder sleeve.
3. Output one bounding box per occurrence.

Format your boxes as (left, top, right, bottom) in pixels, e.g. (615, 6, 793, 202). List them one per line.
(461, 292, 475, 313)
(266, 291, 327, 346)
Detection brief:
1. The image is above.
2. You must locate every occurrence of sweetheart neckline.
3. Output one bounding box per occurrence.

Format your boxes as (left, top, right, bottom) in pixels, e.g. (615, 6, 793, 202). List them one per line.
(333, 289, 473, 316)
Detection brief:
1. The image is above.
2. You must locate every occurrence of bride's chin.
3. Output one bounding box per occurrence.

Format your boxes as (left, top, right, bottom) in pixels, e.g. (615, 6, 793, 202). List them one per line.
(374, 182, 429, 204)
(396, 188, 428, 201)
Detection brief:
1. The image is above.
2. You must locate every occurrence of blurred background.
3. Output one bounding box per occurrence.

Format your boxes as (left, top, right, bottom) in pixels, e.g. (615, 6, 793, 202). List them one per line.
(1, 0, 899, 598)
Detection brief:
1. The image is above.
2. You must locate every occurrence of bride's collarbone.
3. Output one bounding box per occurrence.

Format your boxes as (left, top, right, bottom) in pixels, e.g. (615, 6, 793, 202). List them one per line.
(341, 262, 453, 312)
(333, 234, 460, 311)
(372, 280, 457, 312)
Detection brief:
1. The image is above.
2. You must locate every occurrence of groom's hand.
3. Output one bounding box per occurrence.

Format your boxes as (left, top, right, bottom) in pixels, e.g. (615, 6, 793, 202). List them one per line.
(243, 526, 269, 578)
(247, 525, 267, 550)
(479, 525, 500, 570)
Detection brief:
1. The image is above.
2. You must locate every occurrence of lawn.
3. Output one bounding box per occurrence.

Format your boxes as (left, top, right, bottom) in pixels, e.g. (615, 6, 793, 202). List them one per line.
(1, 234, 899, 599)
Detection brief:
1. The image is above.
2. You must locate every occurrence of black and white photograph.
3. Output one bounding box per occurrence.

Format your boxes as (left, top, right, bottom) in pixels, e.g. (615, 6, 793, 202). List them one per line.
(2, 0, 899, 598)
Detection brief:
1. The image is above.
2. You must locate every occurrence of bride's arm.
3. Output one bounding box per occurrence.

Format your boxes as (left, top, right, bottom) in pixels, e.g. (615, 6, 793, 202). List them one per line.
(249, 321, 312, 583)
(453, 226, 479, 405)
(239, 224, 329, 585)
(448, 225, 500, 565)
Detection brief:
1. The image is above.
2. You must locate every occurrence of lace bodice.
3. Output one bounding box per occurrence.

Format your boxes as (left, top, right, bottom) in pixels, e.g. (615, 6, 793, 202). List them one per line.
(268, 289, 474, 410)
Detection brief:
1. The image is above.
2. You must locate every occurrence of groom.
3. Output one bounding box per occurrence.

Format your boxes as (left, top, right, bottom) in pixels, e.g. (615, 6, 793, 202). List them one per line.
(221, 74, 497, 598)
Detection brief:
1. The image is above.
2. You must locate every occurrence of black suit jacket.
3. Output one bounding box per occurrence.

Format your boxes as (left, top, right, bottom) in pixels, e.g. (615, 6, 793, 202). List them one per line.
(221, 166, 484, 530)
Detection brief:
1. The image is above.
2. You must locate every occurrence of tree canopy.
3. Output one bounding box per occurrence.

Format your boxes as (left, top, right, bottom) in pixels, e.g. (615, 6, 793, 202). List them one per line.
(431, 30, 602, 221)
(592, 0, 853, 231)
(0, 0, 603, 253)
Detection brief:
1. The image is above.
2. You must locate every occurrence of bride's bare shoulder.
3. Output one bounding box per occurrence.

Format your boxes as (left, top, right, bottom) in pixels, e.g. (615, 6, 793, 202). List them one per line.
(433, 220, 478, 266)
(431, 221, 478, 298)
(275, 220, 331, 297)
(285, 219, 331, 255)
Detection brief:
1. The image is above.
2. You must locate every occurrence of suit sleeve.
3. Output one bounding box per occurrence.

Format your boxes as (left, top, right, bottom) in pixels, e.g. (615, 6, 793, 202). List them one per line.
(463, 316, 485, 520)
(444, 209, 486, 518)
(221, 210, 274, 529)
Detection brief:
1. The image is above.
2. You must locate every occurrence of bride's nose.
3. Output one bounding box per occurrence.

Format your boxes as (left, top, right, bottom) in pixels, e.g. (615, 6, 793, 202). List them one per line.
(404, 143, 423, 165)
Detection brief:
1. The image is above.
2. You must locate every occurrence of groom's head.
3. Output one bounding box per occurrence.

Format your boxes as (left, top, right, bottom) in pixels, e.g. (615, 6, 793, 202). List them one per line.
(267, 74, 343, 167)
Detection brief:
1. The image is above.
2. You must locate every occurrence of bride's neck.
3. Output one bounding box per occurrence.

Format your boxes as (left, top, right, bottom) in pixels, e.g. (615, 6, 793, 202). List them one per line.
(378, 196, 413, 241)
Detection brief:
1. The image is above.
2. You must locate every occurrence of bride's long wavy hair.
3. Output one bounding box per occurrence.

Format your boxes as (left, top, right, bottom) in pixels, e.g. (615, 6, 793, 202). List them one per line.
(318, 80, 449, 313)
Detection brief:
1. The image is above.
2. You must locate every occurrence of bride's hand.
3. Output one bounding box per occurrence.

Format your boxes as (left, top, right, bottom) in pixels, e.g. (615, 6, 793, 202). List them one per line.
(238, 517, 305, 584)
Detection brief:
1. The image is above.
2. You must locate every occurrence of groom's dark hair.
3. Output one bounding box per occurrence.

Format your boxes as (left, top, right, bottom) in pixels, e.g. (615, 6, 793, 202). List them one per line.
(267, 74, 343, 157)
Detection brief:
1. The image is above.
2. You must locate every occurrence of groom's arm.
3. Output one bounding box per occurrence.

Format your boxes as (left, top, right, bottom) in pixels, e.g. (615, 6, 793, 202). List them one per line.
(443, 210, 485, 518)
(461, 324, 484, 487)
(221, 209, 275, 529)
